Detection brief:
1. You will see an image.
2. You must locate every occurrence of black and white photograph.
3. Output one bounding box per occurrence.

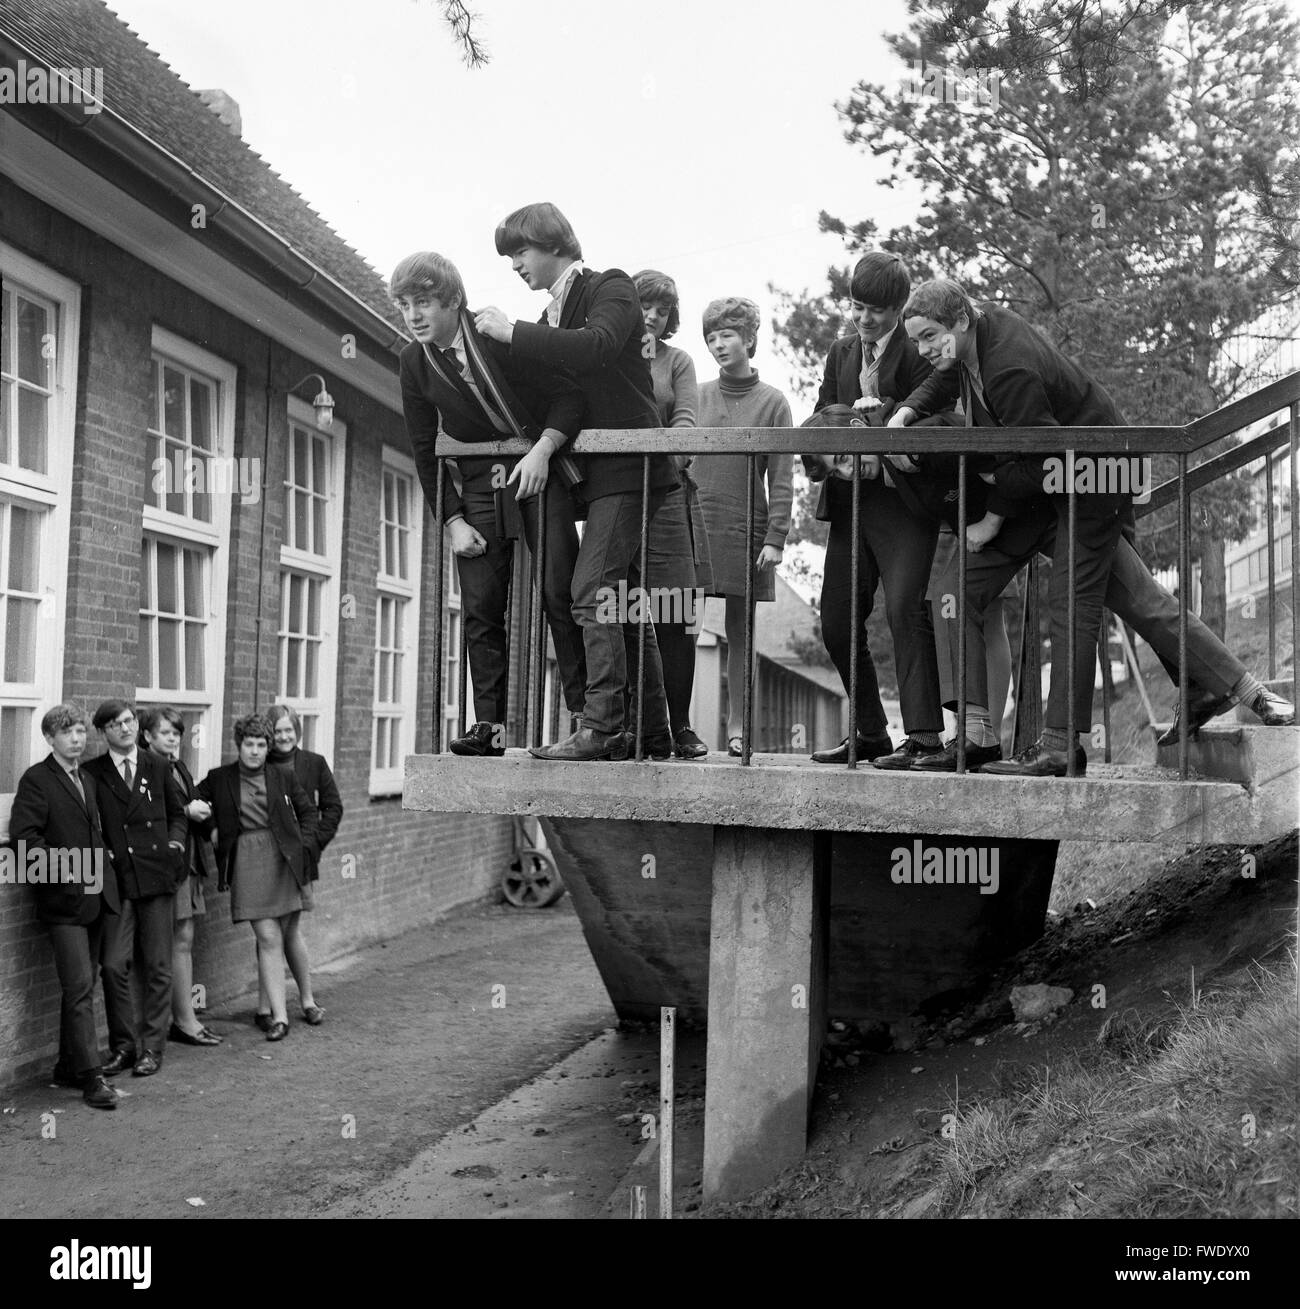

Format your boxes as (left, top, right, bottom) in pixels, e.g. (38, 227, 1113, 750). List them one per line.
(0, 0, 1296, 1270)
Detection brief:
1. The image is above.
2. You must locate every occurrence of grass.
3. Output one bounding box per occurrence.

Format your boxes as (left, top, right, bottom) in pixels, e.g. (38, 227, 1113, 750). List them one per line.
(929, 958, 1298, 1218)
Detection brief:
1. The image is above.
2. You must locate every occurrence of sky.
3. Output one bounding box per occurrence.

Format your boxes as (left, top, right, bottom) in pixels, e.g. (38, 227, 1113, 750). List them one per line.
(100, 0, 925, 408)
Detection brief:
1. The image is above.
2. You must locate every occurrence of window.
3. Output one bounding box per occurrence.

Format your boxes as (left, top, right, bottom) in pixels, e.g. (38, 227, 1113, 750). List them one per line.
(371, 452, 422, 794)
(137, 329, 235, 779)
(0, 246, 78, 836)
(278, 399, 345, 754)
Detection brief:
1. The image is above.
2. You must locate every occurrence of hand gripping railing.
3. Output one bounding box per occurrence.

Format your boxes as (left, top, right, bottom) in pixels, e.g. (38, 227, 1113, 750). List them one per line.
(429, 371, 1299, 779)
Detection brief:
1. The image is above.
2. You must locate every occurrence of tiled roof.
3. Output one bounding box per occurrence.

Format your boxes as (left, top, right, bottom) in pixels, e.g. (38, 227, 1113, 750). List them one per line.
(0, 0, 401, 327)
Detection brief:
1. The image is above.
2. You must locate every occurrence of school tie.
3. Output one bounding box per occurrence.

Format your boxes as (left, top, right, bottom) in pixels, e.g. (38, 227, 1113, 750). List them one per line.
(442, 346, 463, 379)
(122, 757, 133, 790)
(70, 766, 86, 806)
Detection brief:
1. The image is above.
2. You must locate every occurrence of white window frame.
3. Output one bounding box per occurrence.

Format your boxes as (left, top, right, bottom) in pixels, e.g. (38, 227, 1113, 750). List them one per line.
(370, 447, 422, 795)
(443, 551, 463, 749)
(0, 244, 78, 839)
(137, 327, 235, 780)
(278, 396, 346, 756)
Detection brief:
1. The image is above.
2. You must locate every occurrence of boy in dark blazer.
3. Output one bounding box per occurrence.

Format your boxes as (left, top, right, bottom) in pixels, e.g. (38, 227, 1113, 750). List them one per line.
(898, 278, 1292, 775)
(803, 253, 953, 769)
(82, 699, 186, 1076)
(393, 251, 589, 756)
(8, 704, 120, 1108)
(478, 202, 678, 761)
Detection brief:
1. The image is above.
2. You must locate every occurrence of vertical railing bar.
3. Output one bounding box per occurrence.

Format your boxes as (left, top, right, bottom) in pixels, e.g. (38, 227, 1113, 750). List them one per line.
(659, 1005, 675, 1220)
(521, 540, 536, 753)
(431, 457, 446, 754)
(1289, 402, 1299, 715)
(956, 453, 967, 775)
(1178, 452, 1190, 781)
(1065, 449, 1078, 778)
(503, 540, 515, 743)
(636, 457, 650, 761)
(848, 456, 861, 770)
(533, 482, 548, 750)
(1265, 449, 1276, 681)
(1098, 616, 1113, 764)
(457, 608, 468, 742)
(743, 454, 755, 767)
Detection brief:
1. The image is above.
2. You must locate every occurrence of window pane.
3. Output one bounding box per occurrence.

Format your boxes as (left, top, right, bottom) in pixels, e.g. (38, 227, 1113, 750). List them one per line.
(157, 618, 180, 688)
(292, 427, 307, 488)
(1, 287, 10, 373)
(303, 639, 318, 696)
(190, 379, 213, 450)
(17, 385, 48, 473)
(377, 650, 391, 702)
(0, 378, 10, 464)
(192, 451, 212, 523)
(138, 614, 153, 687)
(165, 439, 185, 515)
(4, 596, 38, 681)
(183, 549, 204, 617)
(149, 358, 160, 429)
(285, 639, 301, 697)
(147, 431, 163, 505)
(185, 622, 204, 691)
(16, 297, 50, 387)
(156, 544, 178, 614)
(312, 496, 325, 555)
(312, 437, 325, 494)
(293, 488, 308, 550)
(0, 705, 34, 792)
(163, 366, 185, 438)
(306, 577, 320, 635)
(7, 505, 40, 591)
(141, 541, 154, 607)
(300, 715, 316, 752)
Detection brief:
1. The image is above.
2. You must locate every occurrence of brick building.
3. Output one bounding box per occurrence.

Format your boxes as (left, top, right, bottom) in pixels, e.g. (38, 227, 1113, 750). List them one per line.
(0, 0, 512, 1085)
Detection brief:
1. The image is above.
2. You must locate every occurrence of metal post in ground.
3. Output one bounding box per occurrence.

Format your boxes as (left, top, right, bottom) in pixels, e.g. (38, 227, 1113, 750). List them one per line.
(660, 1005, 675, 1219)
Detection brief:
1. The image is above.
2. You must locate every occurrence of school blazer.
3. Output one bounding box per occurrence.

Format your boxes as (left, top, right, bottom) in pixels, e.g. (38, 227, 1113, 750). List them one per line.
(399, 310, 585, 525)
(195, 763, 319, 892)
(269, 747, 342, 875)
(809, 330, 948, 521)
(508, 267, 677, 503)
(8, 754, 120, 925)
(903, 303, 1129, 518)
(166, 754, 218, 881)
(83, 749, 187, 899)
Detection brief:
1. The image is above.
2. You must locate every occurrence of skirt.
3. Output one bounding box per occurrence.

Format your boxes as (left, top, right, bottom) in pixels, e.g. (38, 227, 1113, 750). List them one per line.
(230, 827, 312, 923)
(645, 480, 714, 595)
(173, 872, 206, 923)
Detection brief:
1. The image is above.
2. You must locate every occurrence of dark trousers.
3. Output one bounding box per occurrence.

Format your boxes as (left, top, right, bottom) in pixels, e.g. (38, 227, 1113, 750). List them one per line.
(101, 893, 174, 1055)
(455, 479, 587, 722)
(47, 914, 108, 1077)
(820, 479, 942, 735)
(571, 488, 671, 736)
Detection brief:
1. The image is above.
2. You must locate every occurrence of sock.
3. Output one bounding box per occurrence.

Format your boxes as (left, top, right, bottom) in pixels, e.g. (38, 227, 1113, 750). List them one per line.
(911, 730, 941, 747)
(1041, 727, 1074, 753)
(963, 707, 999, 749)
(1229, 672, 1264, 705)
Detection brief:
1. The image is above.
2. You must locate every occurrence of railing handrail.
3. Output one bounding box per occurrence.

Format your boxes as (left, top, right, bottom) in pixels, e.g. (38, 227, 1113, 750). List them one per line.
(1137, 418, 1292, 517)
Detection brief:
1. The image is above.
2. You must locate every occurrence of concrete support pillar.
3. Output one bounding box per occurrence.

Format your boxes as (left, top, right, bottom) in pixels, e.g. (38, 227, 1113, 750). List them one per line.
(703, 826, 830, 1202)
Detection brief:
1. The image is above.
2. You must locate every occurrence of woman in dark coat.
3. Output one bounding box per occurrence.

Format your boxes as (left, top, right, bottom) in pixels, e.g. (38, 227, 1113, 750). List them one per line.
(195, 714, 319, 1041)
(258, 703, 343, 1029)
(139, 706, 222, 1047)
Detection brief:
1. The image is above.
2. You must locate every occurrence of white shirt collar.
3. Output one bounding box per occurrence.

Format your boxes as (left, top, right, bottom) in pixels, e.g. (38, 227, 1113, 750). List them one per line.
(864, 324, 896, 361)
(548, 261, 585, 310)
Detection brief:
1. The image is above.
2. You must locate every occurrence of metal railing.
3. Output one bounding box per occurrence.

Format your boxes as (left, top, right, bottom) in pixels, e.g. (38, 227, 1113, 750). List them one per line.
(430, 372, 1300, 781)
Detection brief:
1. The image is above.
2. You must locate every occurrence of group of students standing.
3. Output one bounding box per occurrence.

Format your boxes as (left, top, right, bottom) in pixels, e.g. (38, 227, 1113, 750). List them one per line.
(397, 204, 1293, 773)
(11, 702, 342, 1109)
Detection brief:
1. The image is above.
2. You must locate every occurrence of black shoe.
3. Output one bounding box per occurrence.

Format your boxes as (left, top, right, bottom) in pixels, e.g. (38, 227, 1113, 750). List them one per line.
(529, 726, 629, 761)
(1155, 689, 1232, 747)
(266, 1020, 289, 1042)
(811, 733, 894, 764)
(982, 740, 1087, 777)
(623, 730, 672, 760)
(1242, 686, 1295, 727)
(302, 1005, 325, 1026)
(450, 721, 505, 757)
(99, 1048, 135, 1077)
(872, 738, 944, 770)
(254, 1012, 272, 1032)
(132, 1050, 162, 1077)
(169, 1022, 221, 1046)
(51, 1063, 82, 1089)
(82, 1075, 117, 1110)
(910, 739, 1004, 772)
(673, 727, 708, 759)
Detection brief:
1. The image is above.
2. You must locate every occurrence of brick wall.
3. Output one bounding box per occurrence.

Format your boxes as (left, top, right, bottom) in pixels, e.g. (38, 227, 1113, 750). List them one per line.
(0, 183, 513, 1089)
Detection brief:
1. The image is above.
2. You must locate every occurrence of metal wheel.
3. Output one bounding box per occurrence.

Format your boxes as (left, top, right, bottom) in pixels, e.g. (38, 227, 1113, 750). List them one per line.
(501, 847, 565, 908)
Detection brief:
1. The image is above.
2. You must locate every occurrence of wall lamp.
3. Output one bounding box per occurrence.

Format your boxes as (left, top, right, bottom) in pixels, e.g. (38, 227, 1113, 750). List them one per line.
(290, 372, 335, 429)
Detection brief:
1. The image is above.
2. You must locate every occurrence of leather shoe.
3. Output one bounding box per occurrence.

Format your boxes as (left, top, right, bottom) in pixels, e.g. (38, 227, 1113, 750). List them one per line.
(82, 1075, 117, 1110)
(132, 1051, 161, 1077)
(1155, 688, 1231, 747)
(99, 1048, 135, 1077)
(623, 730, 672, 760)
(450, 721, 505, 757)
(673, 727, 708, 759)
(872, 738, 944, 770)
(254, 1012, 273, 1032)
(811, 733, 894, 764)
(302, 1005, 325, 1026)
(1242, 686, 1295, 727)
(982, 741, 1087, 777)
(51, 1063, 82, 1089)
(266, 1020, 289, 1042)
(910, 739, 1004, 772)
(528, 726, 629, 761)
(169, 1022, 221, 1046)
